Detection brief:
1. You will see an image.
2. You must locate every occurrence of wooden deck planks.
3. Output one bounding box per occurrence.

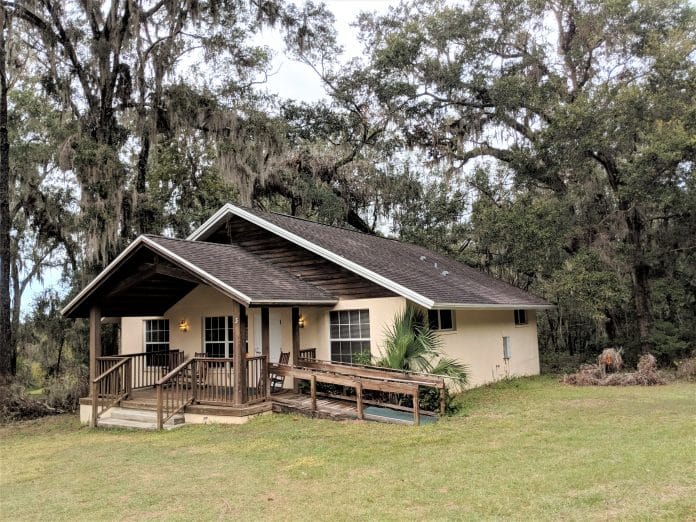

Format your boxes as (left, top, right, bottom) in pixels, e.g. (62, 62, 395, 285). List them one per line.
(88, 387, 423, 425)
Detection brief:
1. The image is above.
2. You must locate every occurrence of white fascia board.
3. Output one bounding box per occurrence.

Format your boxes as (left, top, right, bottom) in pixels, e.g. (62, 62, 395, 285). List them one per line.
(186, 203, 235, 241)
(61, 235, 254, 317)
(405, 300, 555, 310)
(224, 205, 435, 309)
(252, 299, 338, 306)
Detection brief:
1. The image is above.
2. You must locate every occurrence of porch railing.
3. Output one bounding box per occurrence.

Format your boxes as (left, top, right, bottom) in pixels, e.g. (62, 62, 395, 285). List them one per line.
(155, 358, 195, 429)
(124, 350, 184, 389)
(298, 348, 317, 361)
(192, 355, 268, 405)
(153, 355, 269, 429)
(91, 357, 131, 427)
(272, 358, 448, 425)
(246, 355, 268, 404)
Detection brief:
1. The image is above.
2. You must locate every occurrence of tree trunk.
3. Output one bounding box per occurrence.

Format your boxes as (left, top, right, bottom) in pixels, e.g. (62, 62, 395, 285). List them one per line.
(0, 8, 13, 383)
(626, 206, 653, 352)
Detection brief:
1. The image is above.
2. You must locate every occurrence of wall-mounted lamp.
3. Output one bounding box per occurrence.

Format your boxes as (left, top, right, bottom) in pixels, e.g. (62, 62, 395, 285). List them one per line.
(298, 315, 306, 328)
(178, 319, 190, 332)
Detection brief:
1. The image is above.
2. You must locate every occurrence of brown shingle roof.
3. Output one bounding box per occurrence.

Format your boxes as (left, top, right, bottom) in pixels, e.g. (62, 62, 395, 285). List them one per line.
(145, 235, 337, 305)
(223, 207, 551, 308)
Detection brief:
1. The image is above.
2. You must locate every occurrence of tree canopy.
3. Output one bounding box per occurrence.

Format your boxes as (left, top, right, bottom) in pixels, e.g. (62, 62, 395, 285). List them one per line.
(1, 0, 694, 383)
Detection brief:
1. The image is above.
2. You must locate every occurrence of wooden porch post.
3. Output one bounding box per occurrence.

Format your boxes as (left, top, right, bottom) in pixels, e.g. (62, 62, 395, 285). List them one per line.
(261, 307, 270, 398)
(88, 306, 102, 394)
(232, 301, 247, 405)
(88, 306, 101, 428)
(291, 306, 300, 392)
(261, 307, 270, 358)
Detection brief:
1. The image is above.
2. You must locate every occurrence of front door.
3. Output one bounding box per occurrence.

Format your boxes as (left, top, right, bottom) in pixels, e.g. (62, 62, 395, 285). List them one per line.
(269, 310, 282, 363)
(252, 310, 283, 363)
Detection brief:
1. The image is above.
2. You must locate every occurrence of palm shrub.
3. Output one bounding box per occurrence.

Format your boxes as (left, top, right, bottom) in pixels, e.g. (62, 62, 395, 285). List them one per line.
(376, 305, 469, 411)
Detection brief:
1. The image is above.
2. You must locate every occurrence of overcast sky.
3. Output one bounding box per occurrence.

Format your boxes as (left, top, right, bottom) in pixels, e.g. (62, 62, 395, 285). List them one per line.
(255, 0, 399, 102)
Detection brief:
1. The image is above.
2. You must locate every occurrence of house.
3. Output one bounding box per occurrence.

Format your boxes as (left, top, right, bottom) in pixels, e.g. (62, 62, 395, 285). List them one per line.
(64, 204, 552, 428)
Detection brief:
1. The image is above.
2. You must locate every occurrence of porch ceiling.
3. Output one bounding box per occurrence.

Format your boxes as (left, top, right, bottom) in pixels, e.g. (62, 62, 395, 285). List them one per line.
(67, 245, 200, 318)
(63, 235, 338, 319)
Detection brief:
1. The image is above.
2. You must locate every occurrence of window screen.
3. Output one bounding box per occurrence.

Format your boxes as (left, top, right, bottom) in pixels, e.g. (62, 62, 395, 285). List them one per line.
(329, 310, 370, 363)
(144, 319, 169, 366)
(514, 309, 528, 326)
(427, 310, 455, 331)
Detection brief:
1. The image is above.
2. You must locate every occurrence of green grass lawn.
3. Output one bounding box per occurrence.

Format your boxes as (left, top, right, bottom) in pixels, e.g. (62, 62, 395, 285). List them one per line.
(1, 376, 694, 521)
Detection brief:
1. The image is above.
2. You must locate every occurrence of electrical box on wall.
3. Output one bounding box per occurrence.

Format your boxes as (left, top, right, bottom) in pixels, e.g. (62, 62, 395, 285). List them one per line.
(503, 336, 511, 359)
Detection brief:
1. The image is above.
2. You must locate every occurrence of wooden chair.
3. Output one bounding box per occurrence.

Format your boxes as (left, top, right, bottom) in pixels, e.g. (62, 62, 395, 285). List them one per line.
(193, 352, 208, 387)
(270, 351, 290, 393)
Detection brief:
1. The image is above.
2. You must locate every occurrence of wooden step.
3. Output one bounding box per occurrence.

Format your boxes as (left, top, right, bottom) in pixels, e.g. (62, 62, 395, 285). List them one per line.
(97, 407, 184, 430)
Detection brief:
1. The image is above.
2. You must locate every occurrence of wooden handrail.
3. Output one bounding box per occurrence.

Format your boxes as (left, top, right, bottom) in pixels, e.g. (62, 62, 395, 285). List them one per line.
(156, 358, 193, 386)
(93, 357, 130, 382)
(275, 361, 445, 388)
(156, 358, 195, 429)
(269, 363, 425, 424)
(270, 361, 447, 424)
(97, 350, 183, 390)
(298, 358, 446, 386)
(91, 357, 131, 428)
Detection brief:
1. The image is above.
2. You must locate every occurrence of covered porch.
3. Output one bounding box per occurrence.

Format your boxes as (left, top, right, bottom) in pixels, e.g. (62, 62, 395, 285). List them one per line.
(61, 235, 337, 427)
(64, 234, 448, 428)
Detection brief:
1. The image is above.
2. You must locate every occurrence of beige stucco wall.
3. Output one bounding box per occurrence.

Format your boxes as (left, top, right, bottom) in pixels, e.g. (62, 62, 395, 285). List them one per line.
(121, 286, 248, 358)
(165, 285, 239, 357)
(118, 285, 539, 389)
(299, 297, 407, 361)
(434, 309, 540, 387)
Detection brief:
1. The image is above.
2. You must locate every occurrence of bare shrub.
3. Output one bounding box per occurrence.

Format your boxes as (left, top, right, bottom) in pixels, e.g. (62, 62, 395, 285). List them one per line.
(563, 352, 665, 386)
(43, 368, 88, 411)
(637, 353, 657, 373)
(675, 353, 696, 382)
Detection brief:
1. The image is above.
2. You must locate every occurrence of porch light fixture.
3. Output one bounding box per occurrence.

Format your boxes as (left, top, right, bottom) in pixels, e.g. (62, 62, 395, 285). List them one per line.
(298, 315, 306, 328)
(178, 319, 190, 332)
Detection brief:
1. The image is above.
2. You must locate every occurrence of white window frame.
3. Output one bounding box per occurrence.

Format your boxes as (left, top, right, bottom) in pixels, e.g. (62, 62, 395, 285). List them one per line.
(329, 309, 371, 364)
(143, 319, 170, 366)
(514, 309, 528, 327)
(203, 315, 233, 358)
(428, 309, 456, 331)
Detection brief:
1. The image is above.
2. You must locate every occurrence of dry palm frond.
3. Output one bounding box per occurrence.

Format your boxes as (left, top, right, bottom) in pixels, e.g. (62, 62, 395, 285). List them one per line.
(597, 347, 624, 372)
(637, 353, 657, 373)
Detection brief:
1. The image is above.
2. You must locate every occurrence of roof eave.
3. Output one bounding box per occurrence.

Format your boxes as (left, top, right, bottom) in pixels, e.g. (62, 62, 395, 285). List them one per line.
(250, 299, 338, 306)
(61, 235, 255, 318)
(186, 203, 235, 241)
(430, 302, 555, 310)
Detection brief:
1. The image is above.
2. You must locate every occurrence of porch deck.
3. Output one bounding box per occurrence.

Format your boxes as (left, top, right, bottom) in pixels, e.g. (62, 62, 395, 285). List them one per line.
(272, 391, 437, 425)
(82, 387, 436, 425)
(88, 351, 446, 427)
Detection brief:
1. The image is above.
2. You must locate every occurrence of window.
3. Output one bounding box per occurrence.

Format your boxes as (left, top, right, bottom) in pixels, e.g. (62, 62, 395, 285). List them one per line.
(204, 316, 232, 358)
(330, 310, 370, 363)
(514, 309, 528, 326)
(144, 319, 169, 366)
(203, 314, 248, 358)
(428, 310, 455, 331)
